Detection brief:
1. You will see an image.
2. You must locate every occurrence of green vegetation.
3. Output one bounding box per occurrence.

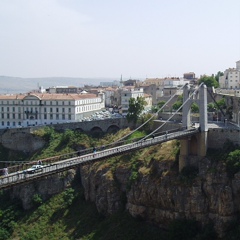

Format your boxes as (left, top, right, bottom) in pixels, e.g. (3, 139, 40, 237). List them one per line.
(198, 75, 219, 88)
(225, 149, 240, 177)
(172, 95, 183, 111)
(138, 113, 156, 133)
(207, 139, 240, 178)
(126, 96, 147, 125)
(0, 186, 217, 240)
(4, 127, 240, 239)
(215, 71, 224, 82)
(151, 100, 166, 113)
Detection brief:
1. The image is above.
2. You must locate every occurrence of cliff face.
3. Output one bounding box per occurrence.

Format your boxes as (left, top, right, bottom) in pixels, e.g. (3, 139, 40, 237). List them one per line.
(80, 158, 239, 237)
(10, 170, 76, 210)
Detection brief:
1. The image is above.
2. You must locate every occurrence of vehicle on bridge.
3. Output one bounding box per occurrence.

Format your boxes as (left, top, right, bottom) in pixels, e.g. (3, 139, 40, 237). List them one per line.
(23, 165, 43, 174)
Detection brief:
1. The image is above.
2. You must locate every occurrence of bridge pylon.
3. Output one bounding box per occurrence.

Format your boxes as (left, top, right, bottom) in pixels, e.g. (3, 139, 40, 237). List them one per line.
(179, 84, 208, 172)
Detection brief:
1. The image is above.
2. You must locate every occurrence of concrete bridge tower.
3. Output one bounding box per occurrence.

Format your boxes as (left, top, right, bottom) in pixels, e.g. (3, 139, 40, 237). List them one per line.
(179, 84, 208, 171)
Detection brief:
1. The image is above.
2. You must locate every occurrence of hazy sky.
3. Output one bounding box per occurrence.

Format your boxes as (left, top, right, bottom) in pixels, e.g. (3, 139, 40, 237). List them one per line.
(0, 0, 240, 80)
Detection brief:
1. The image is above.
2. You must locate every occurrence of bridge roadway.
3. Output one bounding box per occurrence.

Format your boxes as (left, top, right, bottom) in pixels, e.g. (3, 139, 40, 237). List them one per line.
(0, 128, 199, 190)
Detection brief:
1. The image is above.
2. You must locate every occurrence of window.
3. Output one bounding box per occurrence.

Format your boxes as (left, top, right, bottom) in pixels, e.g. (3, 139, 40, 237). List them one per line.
(1, 121, 4, 126)
(50, 108, 53, 112)
(12, 107, 15, 112)
(62, 108, 65, 112)
(44, 114, 47, 119)
(56, 108, 59, 113)
(1, 107, 3, 111)
(18, 113, 21, 119)
(13, 113, 15, 119)
(1, 114, 4, 119)
(68, 108, 71, 113)
(62, 101, 65, 105)
(68, 115, 71, 120)
(13, 122, 15, 126)
(18, 122, 21, 126)
(62, 114, 65, 120)
(56, 114, 59, 120)
(7, 114, 10, 119)
(7, 107, 9, 111)
(68, 101, 71, 105)
(44, 108, 47, 112)
(50, 114, 53, 119)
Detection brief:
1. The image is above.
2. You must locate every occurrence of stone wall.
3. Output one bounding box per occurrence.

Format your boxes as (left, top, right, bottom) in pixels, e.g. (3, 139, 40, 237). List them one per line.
(208, 128, 240, 149)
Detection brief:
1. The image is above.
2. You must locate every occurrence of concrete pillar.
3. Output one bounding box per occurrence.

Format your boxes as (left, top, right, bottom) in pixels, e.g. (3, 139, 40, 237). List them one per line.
(197, 131, 208, 157)
(199, 84, 208, 132)
(182, 84, 191, 129)
(179, 138, 189, 171)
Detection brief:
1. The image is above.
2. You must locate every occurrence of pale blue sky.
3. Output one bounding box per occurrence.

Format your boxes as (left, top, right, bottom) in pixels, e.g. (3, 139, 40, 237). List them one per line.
(0, 0, 239, 80)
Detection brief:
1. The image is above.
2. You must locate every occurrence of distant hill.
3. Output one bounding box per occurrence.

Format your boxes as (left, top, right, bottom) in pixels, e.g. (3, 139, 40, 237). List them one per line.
(0, 76, 118, 94)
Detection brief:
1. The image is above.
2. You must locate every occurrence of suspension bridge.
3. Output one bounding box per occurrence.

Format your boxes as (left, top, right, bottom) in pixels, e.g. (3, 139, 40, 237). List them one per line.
(0, 83, 223, 190)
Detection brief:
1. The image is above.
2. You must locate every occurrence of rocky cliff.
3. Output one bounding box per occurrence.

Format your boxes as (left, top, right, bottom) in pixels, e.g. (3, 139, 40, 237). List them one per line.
(10, 169, 76, 210)
(80, 157, 239, 238)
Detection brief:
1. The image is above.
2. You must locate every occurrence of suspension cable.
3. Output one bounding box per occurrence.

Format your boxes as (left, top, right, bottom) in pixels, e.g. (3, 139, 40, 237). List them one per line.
(139, 83, 203, 141)
(113, 83, 188, 144)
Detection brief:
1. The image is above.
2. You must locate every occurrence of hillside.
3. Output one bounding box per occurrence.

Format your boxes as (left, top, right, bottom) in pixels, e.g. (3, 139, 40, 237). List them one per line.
(1, 128, 240, 239)
(0, 76, 116, 94)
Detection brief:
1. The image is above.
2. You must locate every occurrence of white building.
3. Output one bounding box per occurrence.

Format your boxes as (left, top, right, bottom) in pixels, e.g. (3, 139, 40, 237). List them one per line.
(219, 60, 240, 89)
(0, 92, 105, 129)
(120, 87, 152, 116)
(163, 77, 189, 87)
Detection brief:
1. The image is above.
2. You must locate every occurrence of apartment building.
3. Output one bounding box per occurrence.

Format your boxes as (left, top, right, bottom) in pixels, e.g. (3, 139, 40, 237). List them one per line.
(219, 60, 240, 89)
(0, 92, 105, 129)
(120, 87, 152, 116)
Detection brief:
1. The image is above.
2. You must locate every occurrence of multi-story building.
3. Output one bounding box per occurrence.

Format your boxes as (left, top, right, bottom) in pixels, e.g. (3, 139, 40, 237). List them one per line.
(183, 72, 196, 80)
(0, 92, 105, 129)
(219, 60, 240, 89)
(142, 78, 165, 87)
(120, 87, 152, 116)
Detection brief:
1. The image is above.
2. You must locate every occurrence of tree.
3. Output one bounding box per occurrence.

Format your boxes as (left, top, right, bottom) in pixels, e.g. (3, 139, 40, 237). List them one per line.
(138, 113, 156, 132)
(207, 102, 215, 112)
(215, 71, 224, 82)
(126, 97, 147, 125)
(199, 75, 219, 88)
(172, 95, 183, 111)
(191, 103, 199, 113)
(151, 101, 166, 113)
(215, 98, 226, 110)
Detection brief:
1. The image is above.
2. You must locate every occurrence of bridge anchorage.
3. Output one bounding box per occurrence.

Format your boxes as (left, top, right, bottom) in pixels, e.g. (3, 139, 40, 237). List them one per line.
(179, 83, 208, 171)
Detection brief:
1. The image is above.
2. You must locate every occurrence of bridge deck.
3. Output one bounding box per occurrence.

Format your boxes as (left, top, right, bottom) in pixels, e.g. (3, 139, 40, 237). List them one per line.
(0, 128, 199, 190)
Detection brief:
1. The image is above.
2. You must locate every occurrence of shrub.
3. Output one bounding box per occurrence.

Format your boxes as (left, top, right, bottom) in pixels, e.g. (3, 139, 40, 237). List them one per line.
(32, 194, 43, 206)
(225, 150, 240, 177)
(63, 188, 75, 206)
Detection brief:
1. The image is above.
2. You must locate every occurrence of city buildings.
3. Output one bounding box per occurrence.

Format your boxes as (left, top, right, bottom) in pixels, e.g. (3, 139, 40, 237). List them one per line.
(219, 60, 240, 89)
(0, 91, 105, 129)
(120, 87, 152, 116)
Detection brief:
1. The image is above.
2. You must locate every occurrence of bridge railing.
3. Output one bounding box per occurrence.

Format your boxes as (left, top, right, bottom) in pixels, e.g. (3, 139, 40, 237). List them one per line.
(0, 128, 199, 189)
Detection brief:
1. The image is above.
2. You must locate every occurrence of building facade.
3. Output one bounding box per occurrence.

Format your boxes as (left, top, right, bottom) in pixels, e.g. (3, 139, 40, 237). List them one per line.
(120, 87, 152, 116)
(219, 60, 240, 89)
(0, 92, 105, 129)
